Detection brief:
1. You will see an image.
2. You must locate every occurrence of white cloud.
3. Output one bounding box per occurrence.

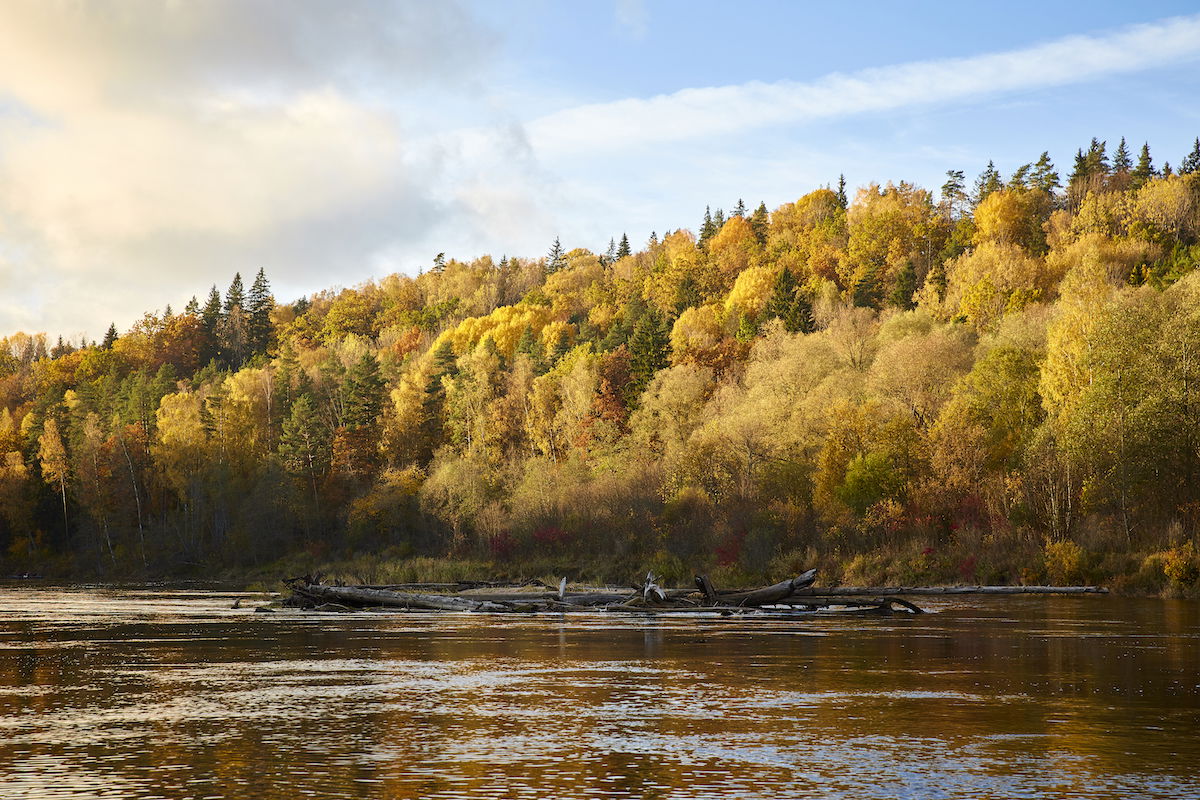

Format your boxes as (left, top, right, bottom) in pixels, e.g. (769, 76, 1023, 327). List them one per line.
(528, 14, 1200, 154)
(0, 0, 504, 338)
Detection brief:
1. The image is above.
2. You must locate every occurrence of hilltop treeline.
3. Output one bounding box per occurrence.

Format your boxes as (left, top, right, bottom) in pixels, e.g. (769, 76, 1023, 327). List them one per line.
(3, 136, 1200, 590)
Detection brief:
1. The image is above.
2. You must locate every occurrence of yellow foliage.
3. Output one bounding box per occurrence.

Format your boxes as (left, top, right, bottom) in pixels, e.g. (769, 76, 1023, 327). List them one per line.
(973, 188, 1052, 253)
(436, 304, 554, 358)
(942, 242, 1051, 330)
(670, 304, 725, 360)
(708, 216, 758, 277)
(724, 266, 779, 317)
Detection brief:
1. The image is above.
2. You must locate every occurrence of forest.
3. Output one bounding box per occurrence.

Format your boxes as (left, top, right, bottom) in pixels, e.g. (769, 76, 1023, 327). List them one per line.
(2, 136, 1200, 593)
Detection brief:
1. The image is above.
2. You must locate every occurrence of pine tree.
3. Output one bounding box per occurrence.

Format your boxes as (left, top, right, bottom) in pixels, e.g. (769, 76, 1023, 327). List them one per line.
(184, 296, 200, 315)
(162, 304, 173, 319)
(712, 208, 726, 230)
(1113, 137, 1132, 173)
(247, 268, 273, 355)
(604, 238, 617, 264)
(1181, 137, 1200, 175)
(1163, 161, 1174, 177)
(973, 161, 1003, 205)
(546, 238, 565, 273)
(278, 394, 330, 506)
(432, 252, 446, 273)
(102, 324, 118, 351)
(1031, 152, 1061, 194)
(1132, 143, 1155, 189)
(732, 199, 747, 218)
(1008, 163, 1031, 189)
(515, 325, 545, 372)
(941, 170, 967, 219)
(749, 202, 769, 244)
(836, 174, 848, 209)
(617, 233, 631, 258)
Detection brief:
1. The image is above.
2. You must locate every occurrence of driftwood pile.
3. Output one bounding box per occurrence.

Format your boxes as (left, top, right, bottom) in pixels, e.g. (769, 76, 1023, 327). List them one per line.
(281, 569, 925, 616)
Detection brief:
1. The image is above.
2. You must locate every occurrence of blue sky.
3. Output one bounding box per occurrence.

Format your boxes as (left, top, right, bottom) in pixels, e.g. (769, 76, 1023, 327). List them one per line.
(0, 1, 1198, 340)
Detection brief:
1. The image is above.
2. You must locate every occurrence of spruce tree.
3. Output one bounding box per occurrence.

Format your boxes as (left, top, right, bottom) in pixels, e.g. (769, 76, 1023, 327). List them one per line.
(604, 238, 617, 264)
(889, 261, 918, 310)
(184, 296, 200, 315)
(546, 238, 565, 273)
(749, 202, 769, 244)
(102, 324, 118, 350)
(278, 394, 330, 505)
(836, 174, 848, 209)
(344, 353, 385, 429)
(224, 273, 244, 315)
(628, 312, 670, 399)
(699, 206, 716, 246)
(247, 268, 273, 355)
(1113, 137, 1132, 173)
(1181, 137, 1200, 175)
(1132, 143, 1155, 189)
(201, 286, 222, 363)
(617, 233, 631, 258)
(732, 198, 747, 218)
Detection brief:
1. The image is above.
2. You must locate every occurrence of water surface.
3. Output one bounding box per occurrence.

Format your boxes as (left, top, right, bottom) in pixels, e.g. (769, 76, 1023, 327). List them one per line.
(1, 587, 1197, 799)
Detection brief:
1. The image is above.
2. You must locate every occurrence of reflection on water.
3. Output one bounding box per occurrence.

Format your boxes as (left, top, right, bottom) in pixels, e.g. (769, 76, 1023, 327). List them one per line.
(0, 588, 1197, 799)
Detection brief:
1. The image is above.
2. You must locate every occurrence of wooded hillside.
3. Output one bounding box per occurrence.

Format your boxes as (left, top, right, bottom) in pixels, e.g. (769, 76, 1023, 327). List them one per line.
(3, 137, 1200, 591)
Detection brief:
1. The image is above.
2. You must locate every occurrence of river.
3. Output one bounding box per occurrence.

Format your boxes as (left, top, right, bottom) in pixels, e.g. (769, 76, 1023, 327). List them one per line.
(0, 587, 1196, 799)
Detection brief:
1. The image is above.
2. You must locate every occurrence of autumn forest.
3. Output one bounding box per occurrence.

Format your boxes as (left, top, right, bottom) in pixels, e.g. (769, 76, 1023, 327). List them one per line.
(3, 136, 1200, 592)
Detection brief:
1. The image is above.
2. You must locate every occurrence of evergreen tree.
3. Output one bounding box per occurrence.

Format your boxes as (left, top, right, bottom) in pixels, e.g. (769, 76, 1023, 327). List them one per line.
(627, 312, 670, 401)
(699, 206, 716, 246)
(732, 198, 747, 218)
(836, 174, 848, 209)
(162, 304, 173, 319)
(712, 207, 726, 230)
(278, 394, 330, 506)
(1113, 137, 1132, 173)
(617, 233, 631, 258)
(1163, 161, 1173, 177)
(1132, 142, 1155, 189)
(184, 296, 200, 315)
(1030, 152, 1061, 194)
(648, 231, 658, 248)
(1008, 163, 1031, 189)
(432, 252, 446, 273)
(973, 160, 1003, 205)
(1181, 137, 1200, 175)
(515, 325, 545, 372)
(1084, 138, 1110, 176)
(749, 202, 769, 244)
(941, 170, 967, 219)
(889, 261, 918, 310)
(546, 238, 565, 273)
(247, 268, 273, 355)
(764, 267, 814, 333)
(224, 273, 244, 316)
(344, 353, 385, 429)
(102, 324, 118, 351)
(201, 286, 222, 363)
(604, 238, 617, 264)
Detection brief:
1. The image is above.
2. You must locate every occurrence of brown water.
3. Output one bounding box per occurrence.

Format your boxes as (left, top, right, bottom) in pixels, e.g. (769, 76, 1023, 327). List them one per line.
(0, 588, 1196, 799)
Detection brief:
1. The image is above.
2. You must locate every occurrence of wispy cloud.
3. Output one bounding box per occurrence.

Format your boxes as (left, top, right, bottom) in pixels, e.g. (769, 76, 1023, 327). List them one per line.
(529, 14, 1200, 153)
(615, 0, 648, 41)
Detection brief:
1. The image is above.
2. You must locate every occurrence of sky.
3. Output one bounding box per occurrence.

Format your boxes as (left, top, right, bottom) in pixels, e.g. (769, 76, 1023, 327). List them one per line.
(1, 0, 1198, 341)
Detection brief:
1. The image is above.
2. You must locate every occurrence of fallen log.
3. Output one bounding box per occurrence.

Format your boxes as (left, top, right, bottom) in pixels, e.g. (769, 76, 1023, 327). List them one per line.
(292, 583, 516, 612)
(797, 585, 1108, 596)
